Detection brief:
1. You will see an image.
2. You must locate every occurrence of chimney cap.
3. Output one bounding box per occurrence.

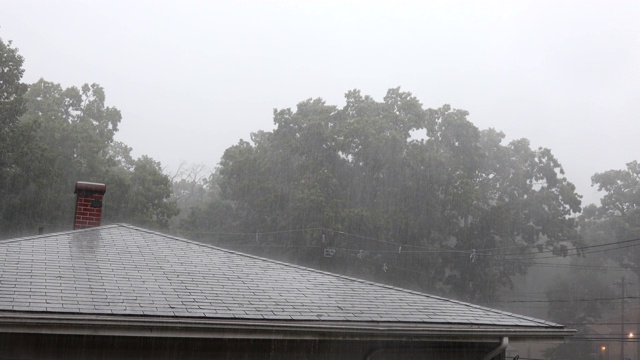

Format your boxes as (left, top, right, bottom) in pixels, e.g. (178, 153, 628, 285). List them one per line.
(75, 181, 106, 194)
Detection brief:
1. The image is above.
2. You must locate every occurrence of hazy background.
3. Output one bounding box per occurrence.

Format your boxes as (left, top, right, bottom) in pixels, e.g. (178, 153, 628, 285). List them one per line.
(2, 0, 639, 206)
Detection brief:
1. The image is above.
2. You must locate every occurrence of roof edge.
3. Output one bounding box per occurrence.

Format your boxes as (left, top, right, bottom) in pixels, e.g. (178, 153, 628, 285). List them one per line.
(0, 224, 567, 330)
(0, 312, 576, 342)
(117, 224, 563, 328)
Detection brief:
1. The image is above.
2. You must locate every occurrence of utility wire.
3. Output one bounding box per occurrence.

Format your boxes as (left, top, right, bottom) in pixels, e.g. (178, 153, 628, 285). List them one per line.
(494, 295, 640, 304)
(190, 228, 640, 286)
(188, 224, 640, 253)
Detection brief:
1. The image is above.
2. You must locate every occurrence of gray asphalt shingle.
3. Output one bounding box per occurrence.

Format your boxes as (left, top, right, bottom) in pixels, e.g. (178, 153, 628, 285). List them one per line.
(0, 224, 561, 328)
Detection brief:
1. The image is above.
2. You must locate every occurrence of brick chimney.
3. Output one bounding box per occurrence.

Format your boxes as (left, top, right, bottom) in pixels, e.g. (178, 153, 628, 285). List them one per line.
(74, 181, 106, 230)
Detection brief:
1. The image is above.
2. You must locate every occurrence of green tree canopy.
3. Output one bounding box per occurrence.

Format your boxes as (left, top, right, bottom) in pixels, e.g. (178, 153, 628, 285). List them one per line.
(580, 161, 640, 280)
(0, 38, 28, 170)
(188, 88, 583, 302)
(0, 40, 178, 235)
(0, 38, 45, 235)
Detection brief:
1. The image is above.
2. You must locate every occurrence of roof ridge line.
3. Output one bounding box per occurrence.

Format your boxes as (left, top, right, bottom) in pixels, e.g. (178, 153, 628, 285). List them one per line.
(116, 224, 560, 328)
(0, 224, 121, 244)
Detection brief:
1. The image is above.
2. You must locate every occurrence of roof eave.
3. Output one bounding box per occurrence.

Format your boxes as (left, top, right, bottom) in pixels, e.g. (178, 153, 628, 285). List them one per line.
(0, 312, 575, 343)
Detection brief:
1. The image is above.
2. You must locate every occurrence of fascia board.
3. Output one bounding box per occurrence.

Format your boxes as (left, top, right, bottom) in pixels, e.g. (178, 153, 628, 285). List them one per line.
(0, 312, 576, 343)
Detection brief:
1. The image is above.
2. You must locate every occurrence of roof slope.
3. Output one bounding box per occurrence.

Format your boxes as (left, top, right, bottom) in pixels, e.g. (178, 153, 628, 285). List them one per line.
(0, 224, 567, 338)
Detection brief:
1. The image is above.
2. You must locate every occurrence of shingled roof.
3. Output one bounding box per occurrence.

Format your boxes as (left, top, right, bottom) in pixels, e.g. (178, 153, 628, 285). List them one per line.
(0, 224, 573, 341)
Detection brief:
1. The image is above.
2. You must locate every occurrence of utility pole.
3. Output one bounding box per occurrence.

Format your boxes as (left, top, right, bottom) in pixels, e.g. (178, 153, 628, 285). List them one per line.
(622, 276, 625, 360)
(615, 276, 627, 360)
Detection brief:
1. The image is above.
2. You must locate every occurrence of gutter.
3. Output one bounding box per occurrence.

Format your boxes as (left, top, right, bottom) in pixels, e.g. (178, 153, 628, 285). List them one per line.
(481, 337, 508, 360)
(0, 312, 575, 343)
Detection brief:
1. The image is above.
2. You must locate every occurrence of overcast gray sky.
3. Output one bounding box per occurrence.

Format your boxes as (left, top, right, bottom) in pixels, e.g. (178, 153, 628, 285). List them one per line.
(2, 0, 639, 205)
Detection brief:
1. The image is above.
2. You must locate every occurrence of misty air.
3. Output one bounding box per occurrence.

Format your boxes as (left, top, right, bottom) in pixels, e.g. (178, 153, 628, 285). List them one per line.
(0, 2, 639, 359)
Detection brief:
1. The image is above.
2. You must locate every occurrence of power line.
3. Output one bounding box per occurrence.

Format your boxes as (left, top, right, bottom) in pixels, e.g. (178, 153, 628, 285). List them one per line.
(203, 239, 639, 272)
(188, 226, 638, 255)
(562, 322, 640, 326)
(494, 295, 640, 304)
(569, 338, 640, 342)
(525, 261, 630, 271)
(498, 238, 640, 259)
(188, 228, 640, 286)
(187, 226, 640, 261)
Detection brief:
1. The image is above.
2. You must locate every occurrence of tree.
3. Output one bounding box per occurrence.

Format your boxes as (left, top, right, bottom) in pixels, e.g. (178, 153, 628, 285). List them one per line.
(581, 161, 640, 306)
(129, 156, 179, 228)
(192, 88, 583, 302)
(168, 162, 213, 229)
(581, 162, 640, 272)
(0, 39, 49, 236)
(572, 161, 640, 360)
(0, 71, 179, 235)
(22, 79, 122, 179)
(78, 142, 179, 230)
(542, 266, 614, 360)
(1, 79, 124, 233)
(0, 38, 28, 174)
(590, 161, 640, 237)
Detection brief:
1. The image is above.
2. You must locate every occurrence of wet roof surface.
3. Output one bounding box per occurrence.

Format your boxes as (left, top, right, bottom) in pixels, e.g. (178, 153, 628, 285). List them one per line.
(0, 224, 561, 327)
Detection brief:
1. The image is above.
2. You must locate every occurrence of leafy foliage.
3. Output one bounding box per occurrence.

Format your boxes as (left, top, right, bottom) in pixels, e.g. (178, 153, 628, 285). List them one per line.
(581, 161, 640, 277)
(168, 163, 213, 229)
(0, 38, 28, 176)
(185, 88, 582, 302)
(0, 38, 45, 235)
(0, 41, 178, 236)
